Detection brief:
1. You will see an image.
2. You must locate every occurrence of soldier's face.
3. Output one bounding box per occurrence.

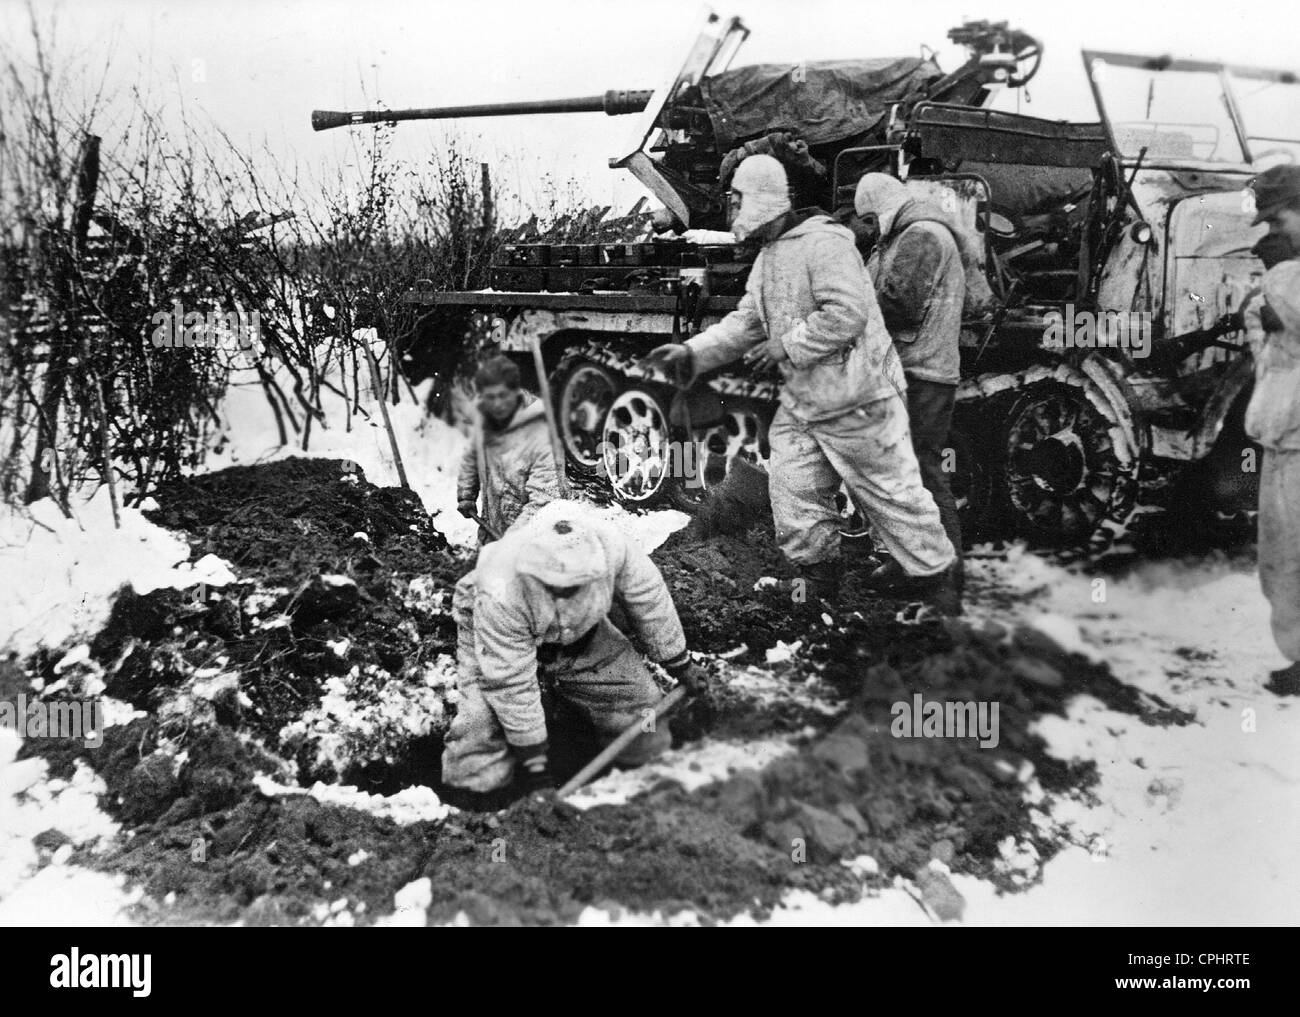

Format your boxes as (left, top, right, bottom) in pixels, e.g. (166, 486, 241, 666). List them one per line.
(1255, 231, 1296, 269)
(727, 188, 744, 229)
(1266, 207, 1300, 253)
(479, 383, 520, 423)
(848, 212, 880, 254)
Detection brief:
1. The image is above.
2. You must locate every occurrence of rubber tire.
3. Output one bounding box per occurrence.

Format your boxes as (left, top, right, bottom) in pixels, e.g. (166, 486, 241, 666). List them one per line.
(600, 382, 677, 508)
(552, 358, 620, 478)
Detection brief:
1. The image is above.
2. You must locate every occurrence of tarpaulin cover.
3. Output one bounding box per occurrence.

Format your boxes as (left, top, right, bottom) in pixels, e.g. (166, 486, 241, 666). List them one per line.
(700, 57, 944, 149)
(963, 162, 1095, 218)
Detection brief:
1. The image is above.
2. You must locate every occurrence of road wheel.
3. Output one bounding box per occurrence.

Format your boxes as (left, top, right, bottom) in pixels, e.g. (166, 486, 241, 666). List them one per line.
(1000, 379, 1139, 549)
(669, 406, 771, 513)
(601, 384, 675, 505)
(555, 360, 618, 476)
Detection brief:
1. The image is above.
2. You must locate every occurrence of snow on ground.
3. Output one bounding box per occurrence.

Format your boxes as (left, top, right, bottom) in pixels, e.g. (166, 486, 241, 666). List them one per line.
(10, 472, 1294, 926)
(0, 724, 140, 925)
(569, 736, 797, 810)
(0, 467, 234, 924)
(251, 774, 452, 825)
(0, 490, 237, 659)
(6, 349, 1296, 926)
(0, 358, 686, 926)
(946, 549, 1300, 925)
(569, 546, 1300, 927)
(742, 548, 1300, 926)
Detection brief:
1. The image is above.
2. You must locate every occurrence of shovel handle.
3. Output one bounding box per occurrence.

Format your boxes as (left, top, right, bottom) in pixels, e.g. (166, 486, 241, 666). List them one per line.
(470, 511, 503, 542)
(529, 334, 570, 497)
(556, 685, 688, 799)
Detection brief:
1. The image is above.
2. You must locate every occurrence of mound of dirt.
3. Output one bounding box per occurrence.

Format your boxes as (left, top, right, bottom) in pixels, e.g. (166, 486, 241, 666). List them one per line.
(654, 523, 1193, 893)
(144, 456, 464, 590)
(654, 520, 940, 660)
(36, 716, 291, 827)
(63, 597, 1180, 924)
(15, 460, 1193, 925)
(417, 788, 860, 925)
(106, 793, 438, 925)
(79, 775, 864, 926)
(24, 458, 471, 789)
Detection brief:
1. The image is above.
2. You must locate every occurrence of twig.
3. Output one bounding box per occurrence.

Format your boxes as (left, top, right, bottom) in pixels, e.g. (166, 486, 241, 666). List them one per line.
(362, 335, 409, 489)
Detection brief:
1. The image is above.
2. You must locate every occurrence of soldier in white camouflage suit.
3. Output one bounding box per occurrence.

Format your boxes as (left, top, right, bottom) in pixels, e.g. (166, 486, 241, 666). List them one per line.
(441, 501, 706, 795)
(646, 155, 959, 612)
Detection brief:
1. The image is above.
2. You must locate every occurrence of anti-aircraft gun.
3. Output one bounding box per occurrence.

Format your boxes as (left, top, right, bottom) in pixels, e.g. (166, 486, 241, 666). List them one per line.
(316, 11, 1299, 555)
(313, 15, 1042, 230)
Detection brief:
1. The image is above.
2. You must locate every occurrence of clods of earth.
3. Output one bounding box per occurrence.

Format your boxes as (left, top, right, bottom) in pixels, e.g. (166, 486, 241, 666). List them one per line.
(11, 458, 1191, 924)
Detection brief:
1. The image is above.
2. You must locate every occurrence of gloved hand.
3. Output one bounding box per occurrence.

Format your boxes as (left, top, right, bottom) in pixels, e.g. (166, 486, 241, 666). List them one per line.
(642, 344, 694, 388)
(457, 500, 477, 519)
(1261, 301, 1284, 335)
(744, 331, 792, 372)
(511, 741, 556, 792)
(663, 654, 710, 695)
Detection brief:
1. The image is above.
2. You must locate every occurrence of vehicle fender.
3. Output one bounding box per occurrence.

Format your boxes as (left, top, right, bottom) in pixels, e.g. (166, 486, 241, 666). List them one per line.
(1190, 354, 1256, 460)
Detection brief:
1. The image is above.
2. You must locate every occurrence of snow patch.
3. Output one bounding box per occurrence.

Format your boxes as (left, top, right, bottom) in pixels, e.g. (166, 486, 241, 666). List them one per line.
(568, 737, 796, 809)
(0, 491, 207, 657)
(252, 774, 451, 825)
(0, 726, 133, 924)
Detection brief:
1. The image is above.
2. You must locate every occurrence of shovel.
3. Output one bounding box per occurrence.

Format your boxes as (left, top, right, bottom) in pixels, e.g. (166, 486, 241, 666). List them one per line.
(555, 685, 688, 799)
(469, 510, 503, 542)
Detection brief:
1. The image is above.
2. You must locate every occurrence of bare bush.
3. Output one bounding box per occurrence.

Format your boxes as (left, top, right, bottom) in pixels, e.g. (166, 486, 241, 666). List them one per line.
(1, 5, 601, 515)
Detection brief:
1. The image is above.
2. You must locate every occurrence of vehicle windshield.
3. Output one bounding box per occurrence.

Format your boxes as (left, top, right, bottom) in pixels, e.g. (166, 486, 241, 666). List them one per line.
(1229, 70, 1300, 170)
(1085, 50, 1300, 168)
(1086, 54, 1245, 163)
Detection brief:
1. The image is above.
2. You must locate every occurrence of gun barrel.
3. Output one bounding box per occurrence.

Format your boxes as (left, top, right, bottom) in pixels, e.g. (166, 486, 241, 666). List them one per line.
(311, 90, 653, 132)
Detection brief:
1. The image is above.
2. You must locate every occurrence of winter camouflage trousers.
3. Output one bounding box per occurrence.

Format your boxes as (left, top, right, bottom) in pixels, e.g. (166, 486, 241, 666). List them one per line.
(441, 614, 672, 792)
(768, 396, 955, 575)
(1259, 449, 1300, 662)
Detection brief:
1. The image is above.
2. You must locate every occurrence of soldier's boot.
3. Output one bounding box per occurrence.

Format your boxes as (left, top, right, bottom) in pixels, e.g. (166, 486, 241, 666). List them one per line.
(864, 556, 907, 592)
(913, 561, 964, 617)
(868, 554, 964, 597)
(772, 558, 841, 610)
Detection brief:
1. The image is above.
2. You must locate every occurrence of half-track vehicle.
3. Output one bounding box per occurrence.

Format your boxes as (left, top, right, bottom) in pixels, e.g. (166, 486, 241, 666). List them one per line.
(314, 11, 1299, 551)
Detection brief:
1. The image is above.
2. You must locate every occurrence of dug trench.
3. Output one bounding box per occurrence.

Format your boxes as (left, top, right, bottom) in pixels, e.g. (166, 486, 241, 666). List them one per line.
(15, 458, 1192, 924)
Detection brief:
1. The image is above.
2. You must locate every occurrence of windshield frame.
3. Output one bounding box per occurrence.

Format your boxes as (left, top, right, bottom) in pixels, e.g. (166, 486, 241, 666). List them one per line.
(1082, 49, 1299, 168)
(1227, 64, 1300, 168)
(609, 12, 749, 225)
